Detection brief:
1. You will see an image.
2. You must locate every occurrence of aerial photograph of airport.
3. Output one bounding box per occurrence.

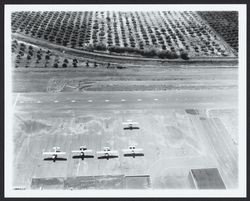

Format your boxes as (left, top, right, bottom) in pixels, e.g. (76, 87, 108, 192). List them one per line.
(6, 4, 245, 195)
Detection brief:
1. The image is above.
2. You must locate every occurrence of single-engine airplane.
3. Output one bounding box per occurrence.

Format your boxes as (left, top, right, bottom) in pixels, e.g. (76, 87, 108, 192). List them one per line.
(122, 145, 144, 158)
(72, 146, 94, 160)
(122, 120, 139, 130)
(43, 147, 67, 162)
(97, 147, 119, 160)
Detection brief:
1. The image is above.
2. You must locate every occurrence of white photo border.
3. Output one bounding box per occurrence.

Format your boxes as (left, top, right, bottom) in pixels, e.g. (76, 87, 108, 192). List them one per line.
(4, 4, 247, 198)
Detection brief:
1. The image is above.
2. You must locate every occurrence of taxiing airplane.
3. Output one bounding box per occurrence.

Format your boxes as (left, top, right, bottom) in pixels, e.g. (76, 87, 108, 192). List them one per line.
(96, 147, 119, 160)
(43, 147, 66, 162)
(72, 146, 94, 160)
(122, 120, 139, 130)
(122, 145, 144, 158)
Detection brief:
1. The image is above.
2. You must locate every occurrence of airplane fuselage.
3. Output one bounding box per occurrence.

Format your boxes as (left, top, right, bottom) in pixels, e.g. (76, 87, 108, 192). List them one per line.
(52, 154, 57, 162)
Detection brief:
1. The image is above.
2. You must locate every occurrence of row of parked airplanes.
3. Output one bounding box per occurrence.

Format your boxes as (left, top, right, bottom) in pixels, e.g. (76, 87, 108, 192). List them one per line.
(43, 120, 142, 162)
(43, 145, 144, 162)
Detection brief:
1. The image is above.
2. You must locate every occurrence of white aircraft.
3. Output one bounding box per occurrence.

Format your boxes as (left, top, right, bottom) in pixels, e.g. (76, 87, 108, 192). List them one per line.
(122, 145, 144, 158)
(43, 147, 66, 162)
(122, 120, 139, 130)
(96, 147, 119, 160)
(72, 146, 94, 160)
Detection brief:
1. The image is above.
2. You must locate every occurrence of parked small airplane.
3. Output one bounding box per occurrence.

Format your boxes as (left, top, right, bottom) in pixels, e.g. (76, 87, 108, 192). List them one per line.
(97, 147, 119, 160)
(122, 120, 139, 130)
(43, 147, 67, 162)
(122, 145, 144, 158)
(72, 146, 94, 160)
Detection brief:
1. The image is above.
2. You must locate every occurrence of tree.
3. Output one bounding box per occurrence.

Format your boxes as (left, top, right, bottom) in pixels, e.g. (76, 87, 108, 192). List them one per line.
(94, 42, 107, 51)
(141, 47, 157, 57)
(180, 51, 189, 60)
(45, 55, 50, 60)
(27, 55, 31, 60)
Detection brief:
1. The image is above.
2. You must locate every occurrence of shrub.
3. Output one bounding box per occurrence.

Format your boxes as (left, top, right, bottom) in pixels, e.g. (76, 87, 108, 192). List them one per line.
(108, 46, 125, 53)
(94, 43, 107, 51)
(157, 50, 168, 59)
(168, 51, 179, 59)
(141, 47, 157, 57)
(27, 55, 32, 60)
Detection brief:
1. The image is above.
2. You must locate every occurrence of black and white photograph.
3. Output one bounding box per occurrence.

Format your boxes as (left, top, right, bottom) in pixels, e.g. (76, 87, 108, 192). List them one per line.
(4, 4, 246, 197)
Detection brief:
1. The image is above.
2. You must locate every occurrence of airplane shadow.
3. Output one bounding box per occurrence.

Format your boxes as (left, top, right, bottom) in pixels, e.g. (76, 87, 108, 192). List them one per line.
(97, 155, 119, 160)
(43, 157, 67, 161)
(124, 153, 144, 157)
(72, 155, 94, 160)
(123, 127, 140, 130)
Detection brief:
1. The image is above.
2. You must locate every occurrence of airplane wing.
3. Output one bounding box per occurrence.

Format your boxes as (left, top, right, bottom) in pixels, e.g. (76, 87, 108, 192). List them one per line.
(43, 152, 55, 155)
(96, 151, 106, 154)
(56, 152, 66, 155)
(131, 122, 139, 125)
(122, 148, 143, 153)
(83, 150, 92, 153)
(122, 122, 138, 125)
(108, 151, 119, 155)
(72, 150, 82, 153)
(72, 150, 92, 153)
(122, 122, 129, 125)
(96, 150, 118, 155)
(43, 152, 66, 155)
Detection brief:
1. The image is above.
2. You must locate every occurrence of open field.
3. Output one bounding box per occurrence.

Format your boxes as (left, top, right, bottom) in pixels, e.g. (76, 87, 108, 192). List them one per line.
(12, 88, 238, 189)
(12, 67, 238, 93)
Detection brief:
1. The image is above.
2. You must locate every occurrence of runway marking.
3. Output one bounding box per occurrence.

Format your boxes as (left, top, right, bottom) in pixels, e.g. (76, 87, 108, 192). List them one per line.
(121, 99, 126, 102)
(71, 100, 76, 103)
(137, 99, 142, 101)
(37, 101, 41, 103)
(54, 100, 59, 103)
(88, 100, 93, 102)
(105, 100, 110, 102)
(13, 93, 20, 109)
(19, 101, 24, 104)
(154, 98, 158, 101)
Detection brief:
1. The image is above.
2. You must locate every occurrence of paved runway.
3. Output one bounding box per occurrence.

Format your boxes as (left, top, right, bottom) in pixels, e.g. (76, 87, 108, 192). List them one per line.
(14, 89, 237, 112)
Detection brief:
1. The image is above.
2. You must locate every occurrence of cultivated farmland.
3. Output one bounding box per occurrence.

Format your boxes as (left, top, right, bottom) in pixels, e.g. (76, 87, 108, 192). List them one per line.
(11, 11, 237, 59)
(198, 11, 238, 52)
